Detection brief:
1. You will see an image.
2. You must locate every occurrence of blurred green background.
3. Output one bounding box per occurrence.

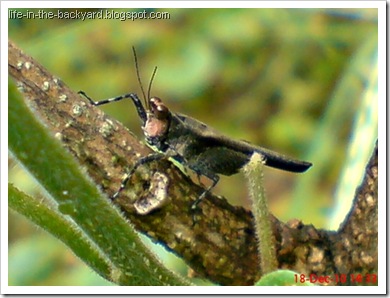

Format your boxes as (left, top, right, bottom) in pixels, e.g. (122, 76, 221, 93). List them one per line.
(8, 8, 378, 286)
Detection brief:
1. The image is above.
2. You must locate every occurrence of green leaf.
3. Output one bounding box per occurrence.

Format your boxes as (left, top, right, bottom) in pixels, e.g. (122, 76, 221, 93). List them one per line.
(9, 184, 111, 281)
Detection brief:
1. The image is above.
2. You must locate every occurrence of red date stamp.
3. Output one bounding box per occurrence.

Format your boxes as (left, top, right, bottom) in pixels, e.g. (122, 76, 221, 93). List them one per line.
(294, 273, 377, 285)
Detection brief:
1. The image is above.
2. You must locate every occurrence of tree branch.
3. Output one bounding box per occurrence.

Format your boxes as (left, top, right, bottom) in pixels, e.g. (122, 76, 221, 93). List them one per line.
(8, 39, 377, 286)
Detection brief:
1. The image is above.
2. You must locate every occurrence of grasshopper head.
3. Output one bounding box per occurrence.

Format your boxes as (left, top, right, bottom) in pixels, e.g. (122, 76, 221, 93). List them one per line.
(149, 97, 170, 120)
(143, 97, 170, 139)
(131, 47, 170, 139)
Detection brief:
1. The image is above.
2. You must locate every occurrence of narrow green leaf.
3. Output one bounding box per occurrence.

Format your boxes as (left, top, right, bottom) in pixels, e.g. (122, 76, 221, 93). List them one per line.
(9, 183, 112, 281)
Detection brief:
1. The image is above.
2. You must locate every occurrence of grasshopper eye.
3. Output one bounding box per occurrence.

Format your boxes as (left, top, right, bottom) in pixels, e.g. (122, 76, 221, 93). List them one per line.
(150, 97, 169, 119)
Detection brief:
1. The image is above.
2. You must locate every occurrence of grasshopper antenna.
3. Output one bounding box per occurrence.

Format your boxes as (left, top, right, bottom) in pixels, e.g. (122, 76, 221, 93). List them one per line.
(147, 66, 158, 101)
(132, 46, 149, 109)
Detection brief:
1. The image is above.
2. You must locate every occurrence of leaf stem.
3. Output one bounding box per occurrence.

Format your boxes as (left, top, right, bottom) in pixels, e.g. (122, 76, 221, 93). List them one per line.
(243, 153, 278, 276)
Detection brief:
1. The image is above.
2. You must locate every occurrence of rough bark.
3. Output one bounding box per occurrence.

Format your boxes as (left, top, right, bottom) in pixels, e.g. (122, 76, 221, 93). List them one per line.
(8, 40, 378, 286)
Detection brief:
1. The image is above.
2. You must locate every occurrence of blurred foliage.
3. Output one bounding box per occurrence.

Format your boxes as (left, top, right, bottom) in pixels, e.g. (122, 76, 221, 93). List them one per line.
(9, 8, 378, 286)
(8, 230, 113, 286)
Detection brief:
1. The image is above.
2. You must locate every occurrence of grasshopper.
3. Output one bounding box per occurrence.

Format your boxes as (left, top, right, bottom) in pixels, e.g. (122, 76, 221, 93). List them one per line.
(79, 48, 312, 211)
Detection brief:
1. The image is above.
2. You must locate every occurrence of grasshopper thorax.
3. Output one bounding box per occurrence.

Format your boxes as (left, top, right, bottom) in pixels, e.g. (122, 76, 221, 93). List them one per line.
(143, 97, 170, 139)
